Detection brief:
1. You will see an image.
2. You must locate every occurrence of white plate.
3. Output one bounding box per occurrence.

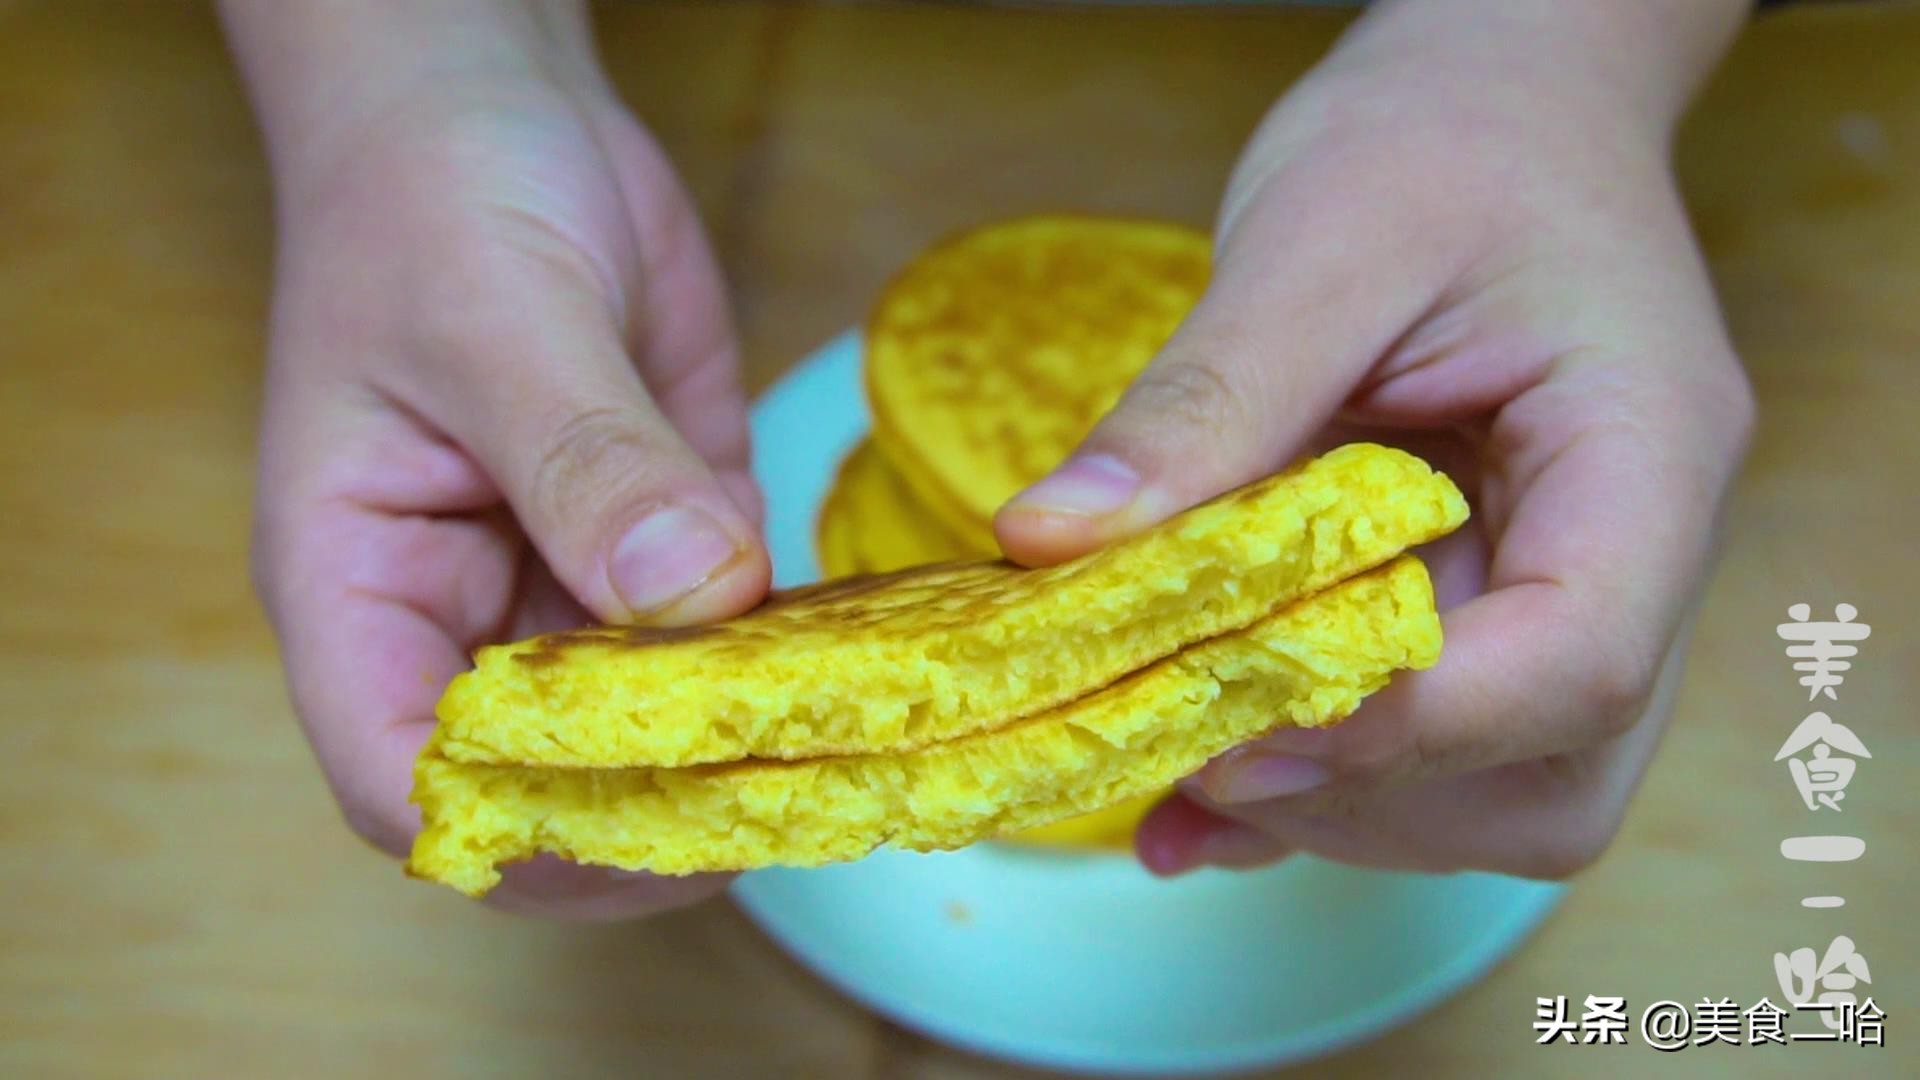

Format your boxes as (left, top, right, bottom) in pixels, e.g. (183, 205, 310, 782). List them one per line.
(733, 331, 1566, 1076)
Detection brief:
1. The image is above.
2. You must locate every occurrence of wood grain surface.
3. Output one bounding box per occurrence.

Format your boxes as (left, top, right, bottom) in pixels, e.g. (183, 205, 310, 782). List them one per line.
(1, 3, 1914, 1077)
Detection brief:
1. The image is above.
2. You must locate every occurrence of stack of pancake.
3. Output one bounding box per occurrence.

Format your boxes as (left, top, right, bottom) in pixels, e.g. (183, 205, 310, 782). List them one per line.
(408, 444, 1465, 897)
(405, 218, 1470, 899)
(823, 215, 1213, 848)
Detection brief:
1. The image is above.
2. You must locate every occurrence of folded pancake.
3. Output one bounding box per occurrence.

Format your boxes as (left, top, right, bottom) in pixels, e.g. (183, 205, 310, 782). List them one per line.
(866, 215, 1210, 547)
(817, 440, 984, 579)
(434, 443, 1467, 770)
(410, 556, 1439, 895)
(818, 440, 1158, 850)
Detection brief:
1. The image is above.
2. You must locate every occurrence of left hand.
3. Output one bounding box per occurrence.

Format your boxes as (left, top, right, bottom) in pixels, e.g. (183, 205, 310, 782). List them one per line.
(225, 0, 766, 918)
(994, 0, 1755, 879)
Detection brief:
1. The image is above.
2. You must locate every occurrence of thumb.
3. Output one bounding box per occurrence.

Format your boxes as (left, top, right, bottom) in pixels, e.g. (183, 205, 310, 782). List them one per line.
(445, 288, 770, 627)
(993, 173, 1459, 566)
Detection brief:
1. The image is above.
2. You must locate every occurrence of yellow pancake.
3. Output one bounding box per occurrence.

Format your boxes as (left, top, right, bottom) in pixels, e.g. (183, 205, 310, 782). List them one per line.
(433, 443, 1467, 769)
(409, 556, 1439, 895)
(817, 440, 986, 579)
(817, 440, 1158, 850)
(866, 215, 1210, 547)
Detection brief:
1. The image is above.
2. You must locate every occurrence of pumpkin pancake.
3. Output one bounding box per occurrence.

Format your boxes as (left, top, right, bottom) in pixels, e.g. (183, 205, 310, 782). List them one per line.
(817, 440, 1157, 850)
(433, 443, 1467, 770)
(409, 556, 1440, 895)
(866, 215, 1210, 547)
(817, 440, 984, 579)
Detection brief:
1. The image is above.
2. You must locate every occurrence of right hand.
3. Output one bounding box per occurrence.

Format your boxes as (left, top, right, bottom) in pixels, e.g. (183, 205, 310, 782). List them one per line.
(993, 0, 1753, 880)
(234, 6, 768, 918)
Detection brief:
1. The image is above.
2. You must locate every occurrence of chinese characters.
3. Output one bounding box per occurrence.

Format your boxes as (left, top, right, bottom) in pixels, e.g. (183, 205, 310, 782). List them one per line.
(1772, 604, 1877, 1034)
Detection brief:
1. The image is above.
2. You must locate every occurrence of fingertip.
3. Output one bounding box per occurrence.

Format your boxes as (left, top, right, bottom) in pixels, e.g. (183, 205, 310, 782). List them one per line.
(1135, 831, 1196, 879)
(992, 504, 1109, 567)
(993, 453, 1174, 566)
(1133, 793, 1213, 877)
(1136, 791, 1292, 875)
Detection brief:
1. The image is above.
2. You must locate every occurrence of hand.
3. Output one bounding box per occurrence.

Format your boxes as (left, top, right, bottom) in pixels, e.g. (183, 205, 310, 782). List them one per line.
(228, 2, 767, 917)
(995, 0, 1755, 879)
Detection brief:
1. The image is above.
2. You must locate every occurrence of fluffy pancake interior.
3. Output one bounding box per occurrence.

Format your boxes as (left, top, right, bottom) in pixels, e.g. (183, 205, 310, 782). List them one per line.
(433, 443, 1467, 770)
(409, 556, 1439, 896)
(819, 440, 1158, 850)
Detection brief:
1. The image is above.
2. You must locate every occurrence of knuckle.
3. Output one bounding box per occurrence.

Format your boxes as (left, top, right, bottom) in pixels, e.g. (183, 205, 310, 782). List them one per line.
(1647, 353, 1758, 472)
(246, 507, 296, 631)
(1295, 727, 1387, 788)
(1550, 594, 1660, 744)
(1576, 640, 1660, 741)
(1332, 738, 1406, 788)
(1117, 359, 1252, 436)
(328, 773, 409, 858)
(401, 242, 621, 381)
(636, 184, 702, 284)
(1401, 720, 1473, 779)
(246, 523, 275, 614)
(1302, 787, 1370, 830)
(1711, 364, 1759, 458)
(491, 208, 628, 316)
(1641, 349, 1756, 467)
(526, 405, 664, 526)
(1512, 814, 1621, 882)
(338, 800, 406, 859)
(1323, 713, 1455, 786)
(409, 265, 586, 373)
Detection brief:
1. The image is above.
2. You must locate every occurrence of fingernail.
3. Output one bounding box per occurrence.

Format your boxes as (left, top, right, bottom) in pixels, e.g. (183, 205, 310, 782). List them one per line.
(1008, 454, 1141, 517)
(1206, 753, 1329, 804)
(609, 505, 740, 616)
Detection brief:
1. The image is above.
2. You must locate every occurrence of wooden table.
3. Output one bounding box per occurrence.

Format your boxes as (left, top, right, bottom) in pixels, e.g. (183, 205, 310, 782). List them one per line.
(2, 3, 1914, 1077)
